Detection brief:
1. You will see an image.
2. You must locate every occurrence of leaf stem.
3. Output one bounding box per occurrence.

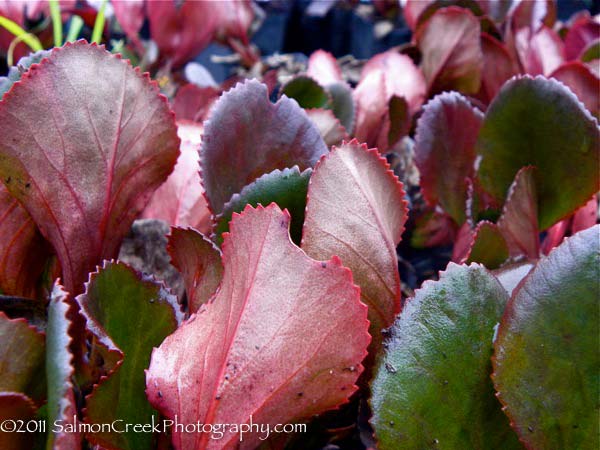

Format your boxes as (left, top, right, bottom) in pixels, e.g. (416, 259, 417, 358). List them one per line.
(0, 16, 43, 52)
(91, 0, 107, 44)
(49, 0, 62, 47)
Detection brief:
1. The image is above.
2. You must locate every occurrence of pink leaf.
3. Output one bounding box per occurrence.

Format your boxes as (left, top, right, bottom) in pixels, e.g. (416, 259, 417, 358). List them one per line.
(111, 0, 145, 51)
(477, 33, 519, 105)
(307, 49, 343, 86)
(147, 204, 369, 449)
(142, 122, 211, 233)
(305, 108, 349, 147)
(549, 61, 600, 118)
(167, 227, 223, 314)
(414, 92, 483, 225)
(572, 195, 598, 234)
(0, 42, 180, 294)
(200, 79, 327, 214)
(515, 25, 565, 76)
(564, 12, 600, 61)
(0, 184, 49, 298)
(172, 84, 220, 123)
(403, 0, 434, 31)
(541, 218, 570, 255)
(354, 50, 425, 151)
(415, 6, 482, 95)
(302, 140, 407, 352)
(497, 166, 540, 260)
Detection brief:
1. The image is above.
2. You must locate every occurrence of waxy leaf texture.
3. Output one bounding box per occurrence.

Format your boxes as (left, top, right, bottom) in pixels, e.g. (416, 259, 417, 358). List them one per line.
(0, 42, 180, 294)
(493, 225, 600, 449)
(147, 204, 369, 449)
(370, 263, 520, 450)
(200, 80, 327, 214)
(302, 141, 407, 352)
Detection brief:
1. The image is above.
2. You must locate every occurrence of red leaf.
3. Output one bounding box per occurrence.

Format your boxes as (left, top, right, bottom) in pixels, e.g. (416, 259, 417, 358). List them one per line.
(515, 25, 565, 76)
(477, 33, 519, 105)
(403, 0, 434, 31)
(497, 166, 540, 260)
(451, 221, 474, 263)
(541, 218, 569, 255)
(200, 80, 327, 214)
(307, 50, 343, 86)
(572, 194, 598, 234)
(414, 92, 483, 225)
(167, 227, 223, 314)
(354, 50, 425, 151)
(0, 392, 38, 450)
(172, 84, 220, 123)
(550, 61, 600, 118)
(147, 204, 369, 449)
(111, 0, 145, 51)
(415, 6, 482, 95)
(305, 108, 349, 147)
(564, 12, 600, 60)
(0, 184, 49, 298)
(0, 42, 180, 294)
(302, 140, 407, 352)
(142, 122, 211, 233)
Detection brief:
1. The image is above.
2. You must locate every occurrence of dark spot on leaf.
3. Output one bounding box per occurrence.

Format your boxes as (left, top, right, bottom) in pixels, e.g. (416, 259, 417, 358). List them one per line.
(157, 391, 163, 398)
(255, 345, 260, 350)
(385, 362, 397, 374)
(280, 220, 286, 228)
(297, 392, 303, 397)
(215, 395, 221, 400)
(442, 380, 448, 385)
(25, 182, 31, 189)
(389, 421, 395, 427)
(321, 262, 327, 268)
(528, 426, 534, 432)
(5, 177, 10, 184)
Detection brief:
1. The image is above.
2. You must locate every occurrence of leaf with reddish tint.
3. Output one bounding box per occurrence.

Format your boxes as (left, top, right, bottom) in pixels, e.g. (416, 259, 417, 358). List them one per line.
(280, 76, 331, 109)
(306, 108, 349, 147)
(168, 228, 223, 314)
(464, 221, 509, 269)
(302, 141, 407, 352)
(78, 261, 181, 450)
(200, 79, 327, 214)
(0, 184, 49, 298)
(370, 263, 520, 450)
(354, 51, 425, 150)
(46, 282, 81, 450)
(550, 61, 599, 118)
(515, 25, 565, 76)
(571, 194, 598, 233)
(307, 50, 343, 86)
(540, 218, 569, 255)
(414, 0, 484, 30)
(142, 122, 211, 234)
(0, 312, 45, 402)
(411, 209, 457, 249)
(147, 204, 370, 450)
(564, 13, 600, 60)
(477, 34, 519, 105)
(0, 42, 180, 294)
(497, 167, 539, 260)
(493, 225, 599, 449)
(215, 166, 311, 247)
(172, 84, 220, 123)
(402, 0, 434, 30)
(414, 92, 483, 225)
(476, 76, 600, 231)
(0, 392, 39, 450)
(415, 6, 482, 95)
(111, 0, 145, 51)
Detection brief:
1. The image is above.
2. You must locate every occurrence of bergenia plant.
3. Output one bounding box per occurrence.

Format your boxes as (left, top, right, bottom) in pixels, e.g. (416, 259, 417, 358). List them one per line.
(0, 1, 598, 449)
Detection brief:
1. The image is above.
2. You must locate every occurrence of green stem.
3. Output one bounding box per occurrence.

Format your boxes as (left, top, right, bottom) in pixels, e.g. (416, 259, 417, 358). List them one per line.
(66, 15, 84, 42)
(0, 16, 43, 52)
(91, 0, 107, 44)
(49, 0, 62, 47)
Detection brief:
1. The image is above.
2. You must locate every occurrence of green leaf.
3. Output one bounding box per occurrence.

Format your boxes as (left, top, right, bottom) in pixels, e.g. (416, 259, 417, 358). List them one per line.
(77, 261, 181, 450)
(327, 82, 355, 133)
(493, 225, 600, 449)
(0, 50, 51, 98)
(476, 76, 600, 230)
(466, 221, 510, 269)
(215, 166, 311, 246)
(370, 263, 521, 450)
(45, 283, 81, 449)
(0, 312, 45, 403)
(280, 75, 331, 109)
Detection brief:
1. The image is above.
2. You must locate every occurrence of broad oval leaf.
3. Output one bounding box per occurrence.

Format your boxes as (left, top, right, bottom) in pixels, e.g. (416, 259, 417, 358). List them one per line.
(415, 6, 482, 95)
(172, 84, 220, 123)
(0, 311, 45, 402)
(215, 166, 311, 246)
(167, 227, 223, 314)
(0, 41, 180, 294)
(46, 282, 80, 450)
(280, 76, 331, 109)
(0, 392, 39, 450)
(477, 33, 519, 105)
(306, 50, 343, 86)
(370, 263, 520, 450)
(549, 61, 600, 118)
(0, 184, 49, 298)
(497, 166, 539, 260)
(476, 75, 600, 231)
(306, 109, 349, 148)
(200, 79, 327, 214)
(493, 225, 600, 449)
(78, 261, 181, 450)
(302, 141, 408, 352)
(464, 221, 509, 270)
(414, 91, 483, 224)
(142, 122, 211, 233)
(147, 204, 370, 450)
